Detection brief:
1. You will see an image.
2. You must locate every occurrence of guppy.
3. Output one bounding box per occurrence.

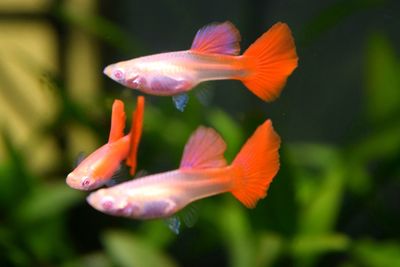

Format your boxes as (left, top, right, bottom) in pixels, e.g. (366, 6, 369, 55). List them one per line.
(104, 21, 298, 111)
(87, 119, 280, 220)
(66, 97, 144, 191)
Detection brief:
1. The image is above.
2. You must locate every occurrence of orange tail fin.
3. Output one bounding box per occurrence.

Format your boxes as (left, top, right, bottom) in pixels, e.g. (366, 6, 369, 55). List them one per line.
(241, 22, 298, 101)
(126, 96, 145, 175)
(108, 99, 126, 143)
(230, 119, 281, 208)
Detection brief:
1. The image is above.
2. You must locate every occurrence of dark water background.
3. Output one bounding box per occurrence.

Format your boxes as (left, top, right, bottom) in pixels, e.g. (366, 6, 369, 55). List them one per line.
(0, 0, 399, 266)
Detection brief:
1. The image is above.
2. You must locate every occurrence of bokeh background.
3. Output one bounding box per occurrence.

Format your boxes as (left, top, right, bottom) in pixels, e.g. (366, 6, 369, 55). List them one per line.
(1, 0, 399, 266)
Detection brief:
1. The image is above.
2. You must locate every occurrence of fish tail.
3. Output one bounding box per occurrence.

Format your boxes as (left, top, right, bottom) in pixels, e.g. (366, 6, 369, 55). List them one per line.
(126, 96, 145, 175)
(230, 119, 280, 208)
(241, 22, 298, 101)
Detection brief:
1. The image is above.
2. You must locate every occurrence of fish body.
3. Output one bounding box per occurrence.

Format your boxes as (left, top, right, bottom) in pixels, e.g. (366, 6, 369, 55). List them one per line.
(104, 21, 298, 109)
(105, 51, 247, 96)
(66, 97, 145, 191)
(87, 168, 234, 219)
(87, 119, 281, 219)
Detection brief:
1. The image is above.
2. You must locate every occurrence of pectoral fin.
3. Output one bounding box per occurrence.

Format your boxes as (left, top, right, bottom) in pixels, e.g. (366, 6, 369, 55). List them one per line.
(172, 93, 189, 112)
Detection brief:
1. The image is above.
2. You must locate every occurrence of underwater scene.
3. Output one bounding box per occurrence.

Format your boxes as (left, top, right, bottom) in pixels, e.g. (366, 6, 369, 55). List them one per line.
(0, 0, 399, 266)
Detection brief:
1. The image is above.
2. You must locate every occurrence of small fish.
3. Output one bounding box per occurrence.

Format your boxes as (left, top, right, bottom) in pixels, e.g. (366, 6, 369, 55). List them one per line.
(104, 21, 298, 110)
(66, 97, 145, 191)
(87, 119, 280, 220)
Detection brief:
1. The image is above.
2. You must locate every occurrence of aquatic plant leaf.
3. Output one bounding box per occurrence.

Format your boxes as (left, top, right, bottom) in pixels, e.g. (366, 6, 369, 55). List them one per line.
(102, 230, 177, 267)
(207, 109, 243, 161)
(290, 233, 350, 256)
(216, 201, 256, 267)
(352, 240, 400, 267)
(287, 144, 345, 267)
(62, 252, 113, 267)
(365, 33, 400, 124)
(14, 181, 84, 224)
(256, 233, 283, 267)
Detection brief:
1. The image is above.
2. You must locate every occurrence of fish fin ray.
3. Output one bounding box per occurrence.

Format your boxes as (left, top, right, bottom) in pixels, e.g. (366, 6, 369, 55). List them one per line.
(126, 96, 145, 176)
(164, 216, 181, 235)
(74, 152, 86, 167)
(190, 21, 241, 55)
(195, 83, 214, 106)
(108, 99, 126, 143)
(181, 204, 198, 228)
(241, 22, 298, 101)
(231, 120, 280, 208)
(172, 93, 189, 112)
(180, 126, 227, 169)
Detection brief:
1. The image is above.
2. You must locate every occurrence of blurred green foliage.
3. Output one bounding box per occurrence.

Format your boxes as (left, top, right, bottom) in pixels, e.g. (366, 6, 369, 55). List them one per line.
(0, 0, 399, 267)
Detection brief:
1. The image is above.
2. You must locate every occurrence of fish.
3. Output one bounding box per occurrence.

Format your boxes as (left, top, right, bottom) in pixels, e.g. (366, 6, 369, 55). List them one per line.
(66, 96, 145, 191)
(103, 21, 298, 111)
(86, 119, 281, 221)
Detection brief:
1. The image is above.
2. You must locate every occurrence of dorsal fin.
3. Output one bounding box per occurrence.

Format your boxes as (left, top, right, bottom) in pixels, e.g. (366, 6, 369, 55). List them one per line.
(108, 99, 126, 143)
(126, 96, 145, 175)
(190, 21, 241, 55)
(180, 126, 227, 169)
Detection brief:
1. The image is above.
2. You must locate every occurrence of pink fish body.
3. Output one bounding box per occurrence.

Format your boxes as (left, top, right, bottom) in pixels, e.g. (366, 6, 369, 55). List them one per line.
(104, 21, 298, 102)
(66, 97, 145, 191)
(87, 119, 281, 219)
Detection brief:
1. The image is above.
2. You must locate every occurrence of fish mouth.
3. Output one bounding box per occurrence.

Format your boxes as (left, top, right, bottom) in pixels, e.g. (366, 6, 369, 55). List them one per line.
(103, 65, 112, 77)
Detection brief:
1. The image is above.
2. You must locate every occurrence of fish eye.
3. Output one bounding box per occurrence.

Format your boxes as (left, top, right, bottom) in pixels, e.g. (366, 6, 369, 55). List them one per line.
(113, 69, 125, 80)
(101, 196, 115, 211)
(81, 177, 92, 188)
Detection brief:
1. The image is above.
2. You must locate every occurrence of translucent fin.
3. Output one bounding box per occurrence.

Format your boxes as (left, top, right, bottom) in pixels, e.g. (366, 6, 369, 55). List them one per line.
(74, 152, 86, 167)
(108, 99, 126, 143)
(105, 165, 128, 187)
(241, 22, 298, 101)
(165, 216, 181, 235)
(181, 204, 198, 228)
(231, 120, 281, 208)
(126, 96, 145, 176)
(134, 169, 148, 179)
(195, 83, 214, 106)
(180, 126, 227, 169)
(190, 21, 241, 55)
(172, 93, 189, 112)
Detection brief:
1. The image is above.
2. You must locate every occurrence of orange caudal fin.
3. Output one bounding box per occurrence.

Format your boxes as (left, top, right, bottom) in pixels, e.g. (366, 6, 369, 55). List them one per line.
(231, 119, 281, 208)
(126, 96, 145, 175)
(180, 126, 227, 169)
(241, 22, 298, 101)
(108, 99, 126, 143)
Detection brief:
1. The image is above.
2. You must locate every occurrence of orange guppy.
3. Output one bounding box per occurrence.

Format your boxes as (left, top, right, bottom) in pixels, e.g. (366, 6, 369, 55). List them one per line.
(104, 21, 298, 111)
(66, 97, 144, 191)
(87, 119, 280, 220)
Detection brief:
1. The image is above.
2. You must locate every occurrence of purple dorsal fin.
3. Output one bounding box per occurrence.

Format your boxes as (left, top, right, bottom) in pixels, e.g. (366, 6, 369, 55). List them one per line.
(180, 126, 227, 169)
(190, 21, 241, 55)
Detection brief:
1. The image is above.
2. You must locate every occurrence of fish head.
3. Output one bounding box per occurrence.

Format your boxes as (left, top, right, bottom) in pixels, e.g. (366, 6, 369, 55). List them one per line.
(103, 62, 127, 83)
(87, 188, 141, 218)
(66, 170, 100, 191)
(104, 61, 146, 90)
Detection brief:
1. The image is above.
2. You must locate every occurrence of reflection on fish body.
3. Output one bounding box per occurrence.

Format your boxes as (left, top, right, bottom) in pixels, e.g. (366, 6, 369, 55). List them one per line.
(104, 21, 298, 110)
(66, 97, 145, 191)
(87, 119, 281, 220)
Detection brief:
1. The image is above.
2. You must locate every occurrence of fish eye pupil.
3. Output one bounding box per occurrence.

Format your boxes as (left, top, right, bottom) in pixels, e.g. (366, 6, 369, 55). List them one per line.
(114, 70, 124, 80)
(102, 199, 114, 210)
(82, 178, 91, 187)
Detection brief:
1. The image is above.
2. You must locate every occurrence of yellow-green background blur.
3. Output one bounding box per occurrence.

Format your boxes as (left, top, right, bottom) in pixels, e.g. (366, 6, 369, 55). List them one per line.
(0, 0, 399, 266)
